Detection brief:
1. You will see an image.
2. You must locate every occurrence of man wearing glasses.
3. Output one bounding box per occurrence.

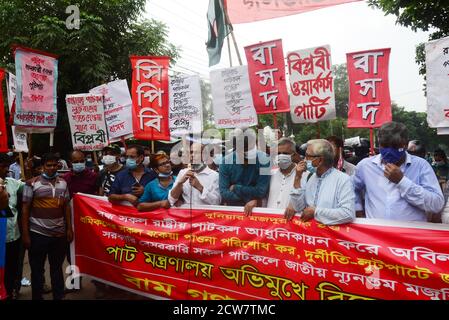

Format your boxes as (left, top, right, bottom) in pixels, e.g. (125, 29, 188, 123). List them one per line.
(286, 139, 355, 225)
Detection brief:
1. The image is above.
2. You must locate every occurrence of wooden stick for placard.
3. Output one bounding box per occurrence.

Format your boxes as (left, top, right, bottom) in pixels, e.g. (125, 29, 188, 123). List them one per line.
(121, 137, 127, 150)
(49, 132, 54, 152)
(369, 128, 375, 155)
(19, 152, 25, 181)
(151, 141, 155, 154)
(227, 33, 233, 67)
(92, 152, 98, 165)
(223, 6, 242, 66)
(272, 113, 278, 129)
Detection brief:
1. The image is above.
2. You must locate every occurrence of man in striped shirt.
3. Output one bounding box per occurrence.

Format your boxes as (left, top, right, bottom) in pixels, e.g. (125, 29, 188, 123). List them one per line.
(21, 153, 72, 300)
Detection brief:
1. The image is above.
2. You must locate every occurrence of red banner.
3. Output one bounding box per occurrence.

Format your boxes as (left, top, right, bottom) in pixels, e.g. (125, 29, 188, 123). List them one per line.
(244, 39, 289, 114)
(73, 194, 449, 300)
(225, 0, 362, 24)
(0, 69, 9, 152)
(347, 48, 392, 128)
(130, 56, 170, 141)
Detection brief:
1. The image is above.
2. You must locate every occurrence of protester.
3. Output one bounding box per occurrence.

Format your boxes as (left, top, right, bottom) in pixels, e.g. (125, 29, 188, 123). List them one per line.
(218, 128, 270, 215)
(21, 153, 72, 300)
(54, 152, 69, 171)
(143, 147, 151, 168)
(62, 150, 99, 198)
(137, 153, 175, 211)
(432, 148, 449, 189)
(98, 145, 124, 196)
(352, 121, 444, 221)
(0, 154, 25, 299)
(327, 136, 356, 176)
(8, 154, 21, 180)
(168, 142, 220, 206)
(287, 139, 355, 225)
(108, 145, 157, 206)
(407, 140, 426, 159)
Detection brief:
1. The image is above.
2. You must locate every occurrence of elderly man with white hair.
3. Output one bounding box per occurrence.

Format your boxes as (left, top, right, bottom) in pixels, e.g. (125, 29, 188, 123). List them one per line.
(287, 139, 355, 225)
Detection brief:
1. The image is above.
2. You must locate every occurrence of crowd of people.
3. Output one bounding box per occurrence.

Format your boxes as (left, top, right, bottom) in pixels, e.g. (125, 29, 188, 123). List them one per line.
(1, 120, 449, 300)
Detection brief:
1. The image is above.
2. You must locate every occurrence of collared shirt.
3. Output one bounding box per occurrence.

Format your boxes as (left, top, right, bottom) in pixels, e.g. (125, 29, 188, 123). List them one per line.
(5, 178, 25, 242)
(267, 167, 297, 209)
(139, 177, 176, 203)
(342, 160, 356, 176)
(62, 169, 99, 198)
(99, 165, 125, 196)
(352, 153, 444, 222)
(290, 168, 355, 225)
(109, 167, 157, 195)
(168, 167, 221, 206)
(8, 162, 21, 180)
(219, 151, 271, 206)
(23, 176, 70, 237)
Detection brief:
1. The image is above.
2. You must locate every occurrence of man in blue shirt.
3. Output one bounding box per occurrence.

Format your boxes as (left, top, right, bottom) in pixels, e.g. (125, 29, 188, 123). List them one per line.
(108, 145, 157, 207)
(219, 128, 270, 213)
(352, 121, 444, 222)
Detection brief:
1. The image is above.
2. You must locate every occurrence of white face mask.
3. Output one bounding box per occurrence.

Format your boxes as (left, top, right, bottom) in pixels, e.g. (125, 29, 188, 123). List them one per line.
(276, 154, 292, 170)
(102, 155, 116, 165)
(244, 147, 258, 159)
(143, 156, 150, 166)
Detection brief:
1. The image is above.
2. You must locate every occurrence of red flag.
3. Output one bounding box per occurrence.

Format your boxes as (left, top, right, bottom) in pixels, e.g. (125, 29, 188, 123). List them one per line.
(0, 69, 9, 152)
(244, 39, 289, 114)
(225, 0, 362, 24)
(347, 48, 392, 128)
(130, 56, 170, 141)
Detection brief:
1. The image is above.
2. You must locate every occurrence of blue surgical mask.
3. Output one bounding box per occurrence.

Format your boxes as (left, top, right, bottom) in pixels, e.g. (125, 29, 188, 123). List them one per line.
(380, 147, 406, 164)
(158, 171, 172, 178)
(42, 172, 58, 180)
(306, 160, 316, 174)
(126, 158, 138, 170)
(72, 162, 86, 173)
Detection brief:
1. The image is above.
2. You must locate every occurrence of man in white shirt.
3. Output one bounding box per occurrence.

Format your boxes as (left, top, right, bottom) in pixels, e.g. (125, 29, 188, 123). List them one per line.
(169, 142, 221, 206)
(288, 139, 355, 225)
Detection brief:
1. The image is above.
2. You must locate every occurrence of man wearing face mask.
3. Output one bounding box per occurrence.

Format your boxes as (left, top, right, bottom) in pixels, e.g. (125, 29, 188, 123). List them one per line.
(98, 145, 124, 196)
(219, 128, 270, 214)
(353, 121, 444, 221)
(168, 142, 221, 206)
(287, 139, 355, 225)
(61, 150, 99, 199)
(108, 145, 157, 206)
(143, 147, 151, 168)
(326, 136, 356, 176)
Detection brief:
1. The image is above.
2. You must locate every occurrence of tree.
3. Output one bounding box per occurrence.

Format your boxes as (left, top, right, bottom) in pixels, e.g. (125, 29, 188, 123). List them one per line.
(0, 0, 179, 155)
(368, 1, 449, 77)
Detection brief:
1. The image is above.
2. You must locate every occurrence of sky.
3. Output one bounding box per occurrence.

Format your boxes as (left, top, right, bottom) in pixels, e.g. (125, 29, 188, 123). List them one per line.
(144, 0, 431, 112)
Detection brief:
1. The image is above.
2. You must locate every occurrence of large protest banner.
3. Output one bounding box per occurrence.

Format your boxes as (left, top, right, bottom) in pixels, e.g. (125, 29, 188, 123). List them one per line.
(6, 73, 29, 153)
(425, 36, 449, 128)
(244, 39, 289, 114)
(168, 74, 203, 136)
(210, 66, 258, 129)
(130, 56, 170, 141)
(73, 194, 449, 300)
(13, 46, 58, 131)
(225, 0, 362, 24)
(66, 94, 108, 151)
(287, 45, 336, 123)
(0, 70, 9, 152)
(90, 80, 133, 142)
(347, 48, 392, 128)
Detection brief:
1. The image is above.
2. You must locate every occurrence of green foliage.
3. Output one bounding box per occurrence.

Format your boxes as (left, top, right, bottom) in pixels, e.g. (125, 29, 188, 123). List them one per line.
(0, 0, 179, 155)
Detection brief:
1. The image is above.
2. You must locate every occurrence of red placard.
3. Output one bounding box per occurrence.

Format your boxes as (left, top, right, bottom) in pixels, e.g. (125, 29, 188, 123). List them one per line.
(244, 39, 289, 114)
(130, 56, 170, 140)
(73, 194, 449, 300)
(0, 69, 9, 152)
(347, 48, 392, 128)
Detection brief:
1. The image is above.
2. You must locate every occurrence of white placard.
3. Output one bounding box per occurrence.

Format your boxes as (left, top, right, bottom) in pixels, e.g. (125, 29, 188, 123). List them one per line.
(210, 65, 257, 129)
(169, 74, 203, 136)
(426, 36, 449, 128)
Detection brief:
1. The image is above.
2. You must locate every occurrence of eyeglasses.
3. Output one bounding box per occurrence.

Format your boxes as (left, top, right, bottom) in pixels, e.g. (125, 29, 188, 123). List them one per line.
(157, 161, 171, 167)
(305, 153, 321, 159)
